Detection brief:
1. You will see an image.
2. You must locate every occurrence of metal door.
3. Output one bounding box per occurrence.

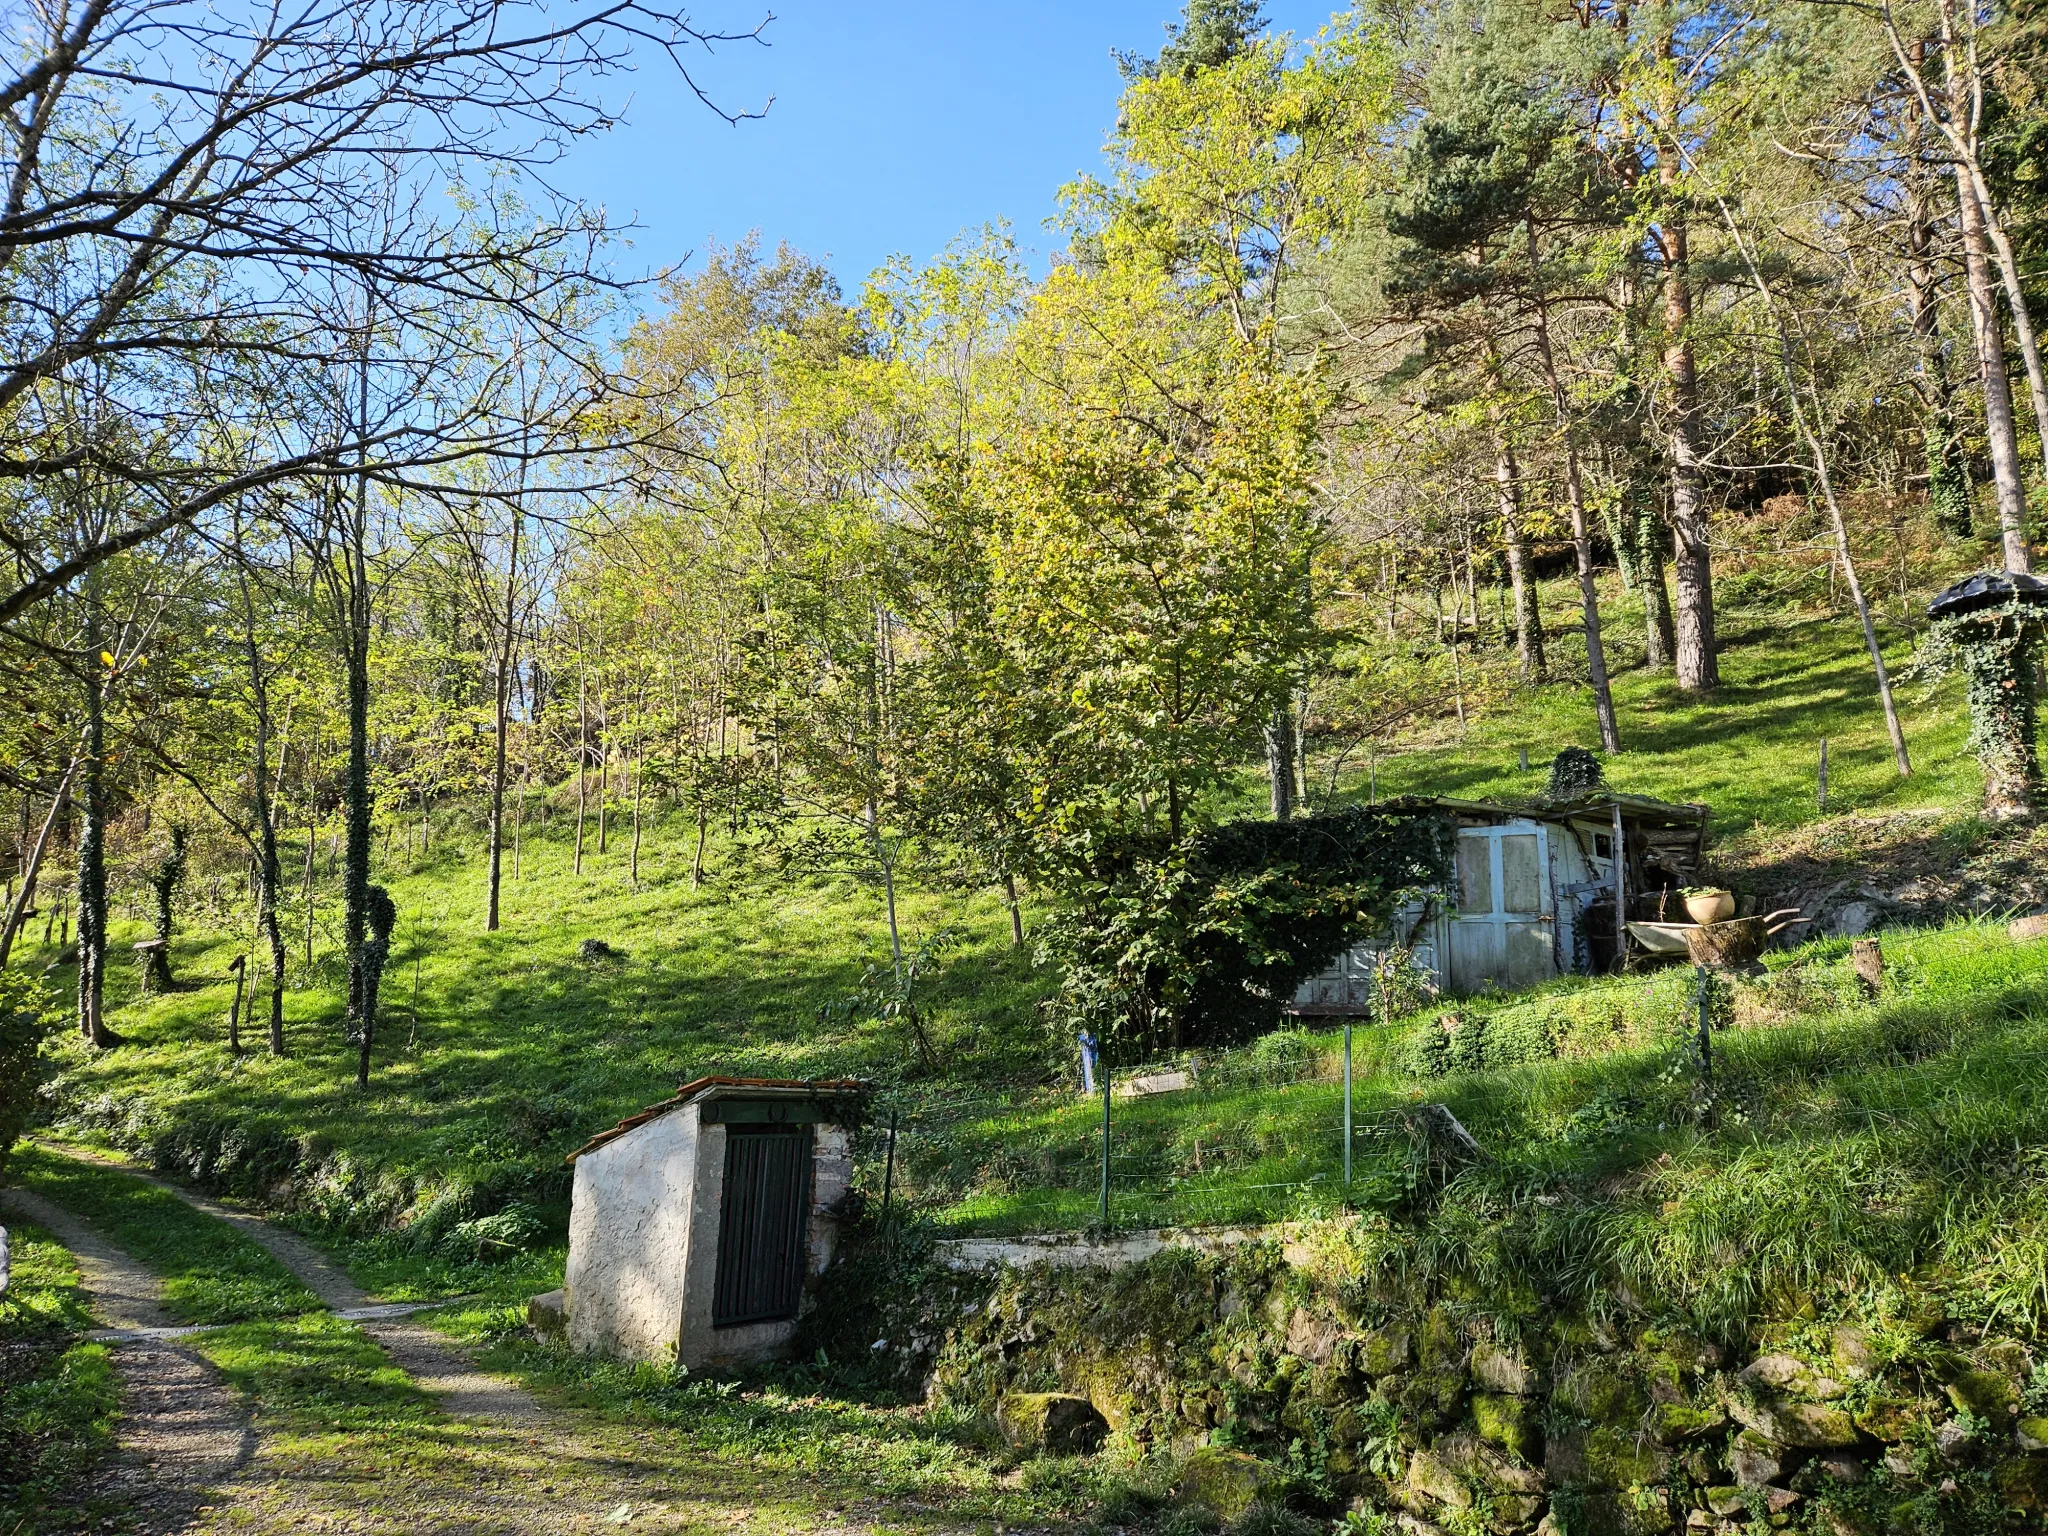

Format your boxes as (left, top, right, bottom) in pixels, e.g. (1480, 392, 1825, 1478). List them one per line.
(1446, 824, 1555, 992)
(712, 1125, 812, 1328)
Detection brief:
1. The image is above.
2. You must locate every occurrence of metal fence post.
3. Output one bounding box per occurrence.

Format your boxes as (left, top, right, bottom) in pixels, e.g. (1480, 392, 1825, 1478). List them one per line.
(1099, 1058, 1112, 1232)
(1342, 1017, 1354, 1191)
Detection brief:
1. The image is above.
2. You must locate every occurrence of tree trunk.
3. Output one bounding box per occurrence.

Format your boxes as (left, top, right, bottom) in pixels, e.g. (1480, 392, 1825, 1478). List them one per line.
(77, 666, 117, 1048)
(341, 525, 373, 1041)
(1656, 201, 1719, 691)
(1907, 146, 1972, 537)
(867, 797, 904, 980)
(1494, 433, 1547, 683)
(1265, 699, 1296, 820)
(302, 803, 316, 968)
(0, 759, 78, 969)
(1526, 245, 1620, 750)
(1710, 165, 1916, 780)
(1003, 869, 1025, 948)
(1954, 164, 2033, 573)
(485, 627, 512, 929)
(573, 669, 589, 875)
(485, 481, 524, 933)
(248, 706, 286, 1058)
(630, 720, 645, 885)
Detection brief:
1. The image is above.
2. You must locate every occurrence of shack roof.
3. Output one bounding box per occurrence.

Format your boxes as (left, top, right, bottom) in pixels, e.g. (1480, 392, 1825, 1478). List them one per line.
(564, 1075, 871, 1164)
(1405, 792, 1708, 829)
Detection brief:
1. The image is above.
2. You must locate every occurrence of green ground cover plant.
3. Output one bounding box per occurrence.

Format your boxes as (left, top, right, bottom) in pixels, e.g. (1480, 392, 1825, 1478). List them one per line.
(0, 1220, 122, 1533)
(8, 1146, 318, 1322)
(423, 1297, 1127, 1530)
(10, 585, 2001, 1282)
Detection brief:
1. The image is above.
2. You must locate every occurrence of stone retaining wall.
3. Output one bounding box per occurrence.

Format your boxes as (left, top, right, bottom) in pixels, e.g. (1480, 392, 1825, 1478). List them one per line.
(891, 1221, 2048, 1533)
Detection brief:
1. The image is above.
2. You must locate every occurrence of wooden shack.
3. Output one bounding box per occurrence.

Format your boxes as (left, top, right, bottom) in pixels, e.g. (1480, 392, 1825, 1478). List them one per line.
(1290, 792, 1710, 1009)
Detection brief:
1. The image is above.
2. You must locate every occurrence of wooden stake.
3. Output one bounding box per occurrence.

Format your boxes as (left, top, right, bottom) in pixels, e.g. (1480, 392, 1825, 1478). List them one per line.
(1818, 738, 1830, 810)
(1852, 938, 1884, 999)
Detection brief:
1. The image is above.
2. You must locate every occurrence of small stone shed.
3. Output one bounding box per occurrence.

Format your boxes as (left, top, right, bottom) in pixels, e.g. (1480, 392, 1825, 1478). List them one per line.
(558, 1075, 868, 1368)
(1291, 792, 1710, 1007)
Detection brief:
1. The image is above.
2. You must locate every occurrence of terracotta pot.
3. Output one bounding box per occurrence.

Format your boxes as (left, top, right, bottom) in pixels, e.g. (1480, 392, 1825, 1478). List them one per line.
(1685, 889, 1736, 926)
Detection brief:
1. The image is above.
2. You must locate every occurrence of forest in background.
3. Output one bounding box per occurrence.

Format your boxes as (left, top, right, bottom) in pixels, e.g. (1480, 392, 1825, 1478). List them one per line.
(4, 0, 2048, 1091)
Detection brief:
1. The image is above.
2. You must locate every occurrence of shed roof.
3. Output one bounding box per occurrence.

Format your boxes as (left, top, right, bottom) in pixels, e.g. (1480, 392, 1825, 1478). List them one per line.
(1409, 792, 1708, 828)
(564, 1075, 870, 1164)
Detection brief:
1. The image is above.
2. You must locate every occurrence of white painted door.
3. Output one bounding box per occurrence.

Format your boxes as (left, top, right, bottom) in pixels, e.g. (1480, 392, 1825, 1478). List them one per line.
(1447, 824, 1556, 992)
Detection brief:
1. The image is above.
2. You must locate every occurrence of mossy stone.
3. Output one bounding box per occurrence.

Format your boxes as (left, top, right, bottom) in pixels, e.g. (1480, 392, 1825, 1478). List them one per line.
(1733, 1399, 1859, 1449)
(1994, 1456, 2048, 1512)
(1407, 1447, 1474, 1511)
(1944, 1370, 2016, 1424)
(1852, 1397, 1920, 1443)
(1829, 1327, 1877, 1381)
(1419, 1307, 1464, 1375)
(1557, 1358, 1641, 1423)
(1705, 1487, 1746, 1517)
(996, 1392, 1108, 1455)
(1397, 1366, 1467, 1426)
(1473, 1340, 1536, 1395)
(1474, 1392, 1543, 1463)
(1584, 1426, 1672, 1488)
(1177, 1447, 1291, 1522)
(1648, 1402, 1728, 1446)
(2017, 1417, 2048, 1453)
(1361, 1325, 1415, 1377)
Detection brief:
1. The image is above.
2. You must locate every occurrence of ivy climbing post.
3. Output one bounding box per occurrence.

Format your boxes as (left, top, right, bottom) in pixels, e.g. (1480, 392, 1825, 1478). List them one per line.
(1922, 573, 2048, 821)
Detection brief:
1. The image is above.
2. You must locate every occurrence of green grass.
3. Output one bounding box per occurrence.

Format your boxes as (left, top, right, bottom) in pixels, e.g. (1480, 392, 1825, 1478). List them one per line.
(0, 1220, 123, 1533)
(1368, 594, 1977, 835)
(896, 921, 2048, 1282)
(8, 1145, 319, 1322)
(423, 1299, 1124, 1530)
(37, 823, 1049, 1246)
(19, 540, 2023, 1301)
(196, 1310, 440, 1432)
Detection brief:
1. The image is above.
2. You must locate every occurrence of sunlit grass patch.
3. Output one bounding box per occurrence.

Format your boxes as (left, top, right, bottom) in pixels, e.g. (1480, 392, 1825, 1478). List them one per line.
(10, 1146, 318, 1322)
(0, 1221, 123, 1533)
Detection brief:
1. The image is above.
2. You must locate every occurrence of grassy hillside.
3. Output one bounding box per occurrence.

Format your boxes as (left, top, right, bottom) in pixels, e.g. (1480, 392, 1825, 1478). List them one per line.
(19, 555, 2022, 1260)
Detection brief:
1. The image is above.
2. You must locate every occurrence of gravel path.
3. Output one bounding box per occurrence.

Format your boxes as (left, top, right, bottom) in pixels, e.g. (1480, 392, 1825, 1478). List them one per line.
(0, 1189, 255, 1536)
(45, 1143, 541, 1426)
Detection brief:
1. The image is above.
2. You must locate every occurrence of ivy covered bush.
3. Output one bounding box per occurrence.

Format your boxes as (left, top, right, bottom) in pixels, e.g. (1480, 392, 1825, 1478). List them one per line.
(1920, 585, 2047, 820)
(1037, 806, 1455, 1059)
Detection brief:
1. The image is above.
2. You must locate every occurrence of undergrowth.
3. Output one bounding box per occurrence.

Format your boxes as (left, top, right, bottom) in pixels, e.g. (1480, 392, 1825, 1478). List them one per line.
(0, 1220, 122, 1533)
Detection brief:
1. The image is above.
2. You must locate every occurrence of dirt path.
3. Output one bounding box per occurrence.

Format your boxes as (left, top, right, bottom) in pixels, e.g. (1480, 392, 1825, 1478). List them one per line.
(44, 1141, 540, 1426)
(0, 1189, 255, 1536)
(16, 1148, 1006, 1534)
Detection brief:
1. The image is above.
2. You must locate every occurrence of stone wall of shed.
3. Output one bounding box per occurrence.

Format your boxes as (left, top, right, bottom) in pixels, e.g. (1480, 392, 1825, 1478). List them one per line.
(564, 1105, 700, 1363)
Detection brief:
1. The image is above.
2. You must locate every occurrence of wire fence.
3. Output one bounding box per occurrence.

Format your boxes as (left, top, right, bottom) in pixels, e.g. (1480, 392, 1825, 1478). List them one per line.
(847, 1025, 1466, 1238)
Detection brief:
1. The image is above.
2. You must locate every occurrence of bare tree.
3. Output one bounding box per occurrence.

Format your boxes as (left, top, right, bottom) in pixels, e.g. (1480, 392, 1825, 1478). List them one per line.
(0, 0, 766, 624)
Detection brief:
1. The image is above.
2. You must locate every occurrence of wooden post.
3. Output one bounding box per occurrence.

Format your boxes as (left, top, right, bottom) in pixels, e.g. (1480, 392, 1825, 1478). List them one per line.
(1099, 1055, 1113, 1233)
(879, 1110, 899, 1246)
(1610, 801, 1627, 973)
(1518, 745, 1530, 772)
(1851, 938, 1884, 999)
(227, 954, 247, 1054)
(1817, 738, 1829, 810)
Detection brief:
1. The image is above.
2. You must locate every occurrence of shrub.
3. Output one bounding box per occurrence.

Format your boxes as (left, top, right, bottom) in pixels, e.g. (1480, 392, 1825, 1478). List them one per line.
(0, 968, 51, 1181)
(1038, 806, 1455, 1059)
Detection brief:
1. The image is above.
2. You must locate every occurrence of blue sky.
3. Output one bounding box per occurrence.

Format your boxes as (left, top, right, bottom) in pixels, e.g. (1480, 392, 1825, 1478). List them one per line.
(553, 2, 1341, 291)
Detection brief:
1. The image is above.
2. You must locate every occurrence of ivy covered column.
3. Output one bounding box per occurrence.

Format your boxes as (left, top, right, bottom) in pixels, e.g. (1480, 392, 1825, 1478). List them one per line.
(1924, 573, 2048, 821)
